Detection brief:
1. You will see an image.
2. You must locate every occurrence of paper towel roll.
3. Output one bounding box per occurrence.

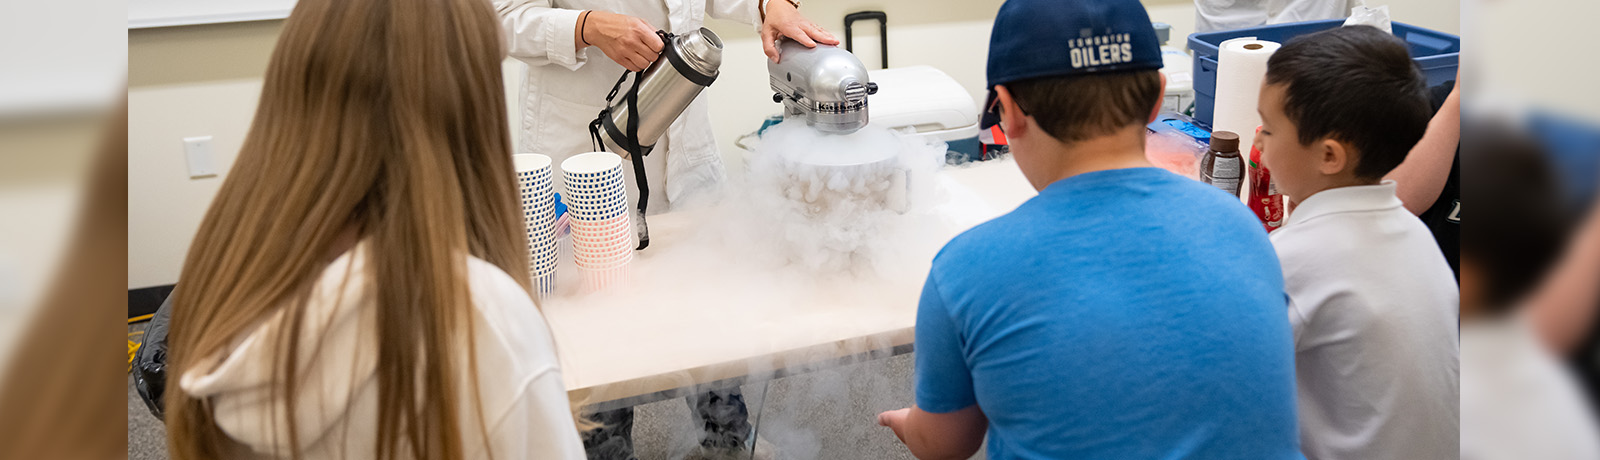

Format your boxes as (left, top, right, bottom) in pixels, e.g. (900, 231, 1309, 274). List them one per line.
(1212, 37, 1280, 198)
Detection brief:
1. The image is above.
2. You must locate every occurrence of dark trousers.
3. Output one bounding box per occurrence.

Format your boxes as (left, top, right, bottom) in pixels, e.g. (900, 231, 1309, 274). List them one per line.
(581, 387, 751, 460)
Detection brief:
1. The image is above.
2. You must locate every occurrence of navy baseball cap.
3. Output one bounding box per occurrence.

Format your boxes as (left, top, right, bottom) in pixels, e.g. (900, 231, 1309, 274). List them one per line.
(981, 0, 1164, 129)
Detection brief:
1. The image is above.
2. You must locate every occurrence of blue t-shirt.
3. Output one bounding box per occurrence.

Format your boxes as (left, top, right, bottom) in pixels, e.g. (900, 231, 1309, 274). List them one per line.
(915, 167, 1300, 459)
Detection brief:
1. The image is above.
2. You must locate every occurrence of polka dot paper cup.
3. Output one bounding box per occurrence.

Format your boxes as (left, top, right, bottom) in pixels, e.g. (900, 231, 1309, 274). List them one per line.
(515, 153, 558, 292)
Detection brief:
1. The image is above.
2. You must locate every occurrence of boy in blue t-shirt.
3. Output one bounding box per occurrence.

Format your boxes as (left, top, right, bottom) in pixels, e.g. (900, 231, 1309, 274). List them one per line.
(874, 0, 1301, 458)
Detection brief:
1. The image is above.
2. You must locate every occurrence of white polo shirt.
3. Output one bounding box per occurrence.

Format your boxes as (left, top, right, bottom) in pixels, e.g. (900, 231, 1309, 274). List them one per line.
(1270, 181, 1459, 460)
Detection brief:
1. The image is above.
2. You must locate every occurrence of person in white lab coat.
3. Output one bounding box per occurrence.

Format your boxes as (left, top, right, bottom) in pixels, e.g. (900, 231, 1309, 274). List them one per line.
(497, 0, 835, 210)
(1194, 0, 1360, 33)
(494, 1, 837, 459)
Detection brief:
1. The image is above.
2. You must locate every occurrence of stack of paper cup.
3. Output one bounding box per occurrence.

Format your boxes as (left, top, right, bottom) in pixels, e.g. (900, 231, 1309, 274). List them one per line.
(560, 152, 633, 292)
(514, 154, 558, 298)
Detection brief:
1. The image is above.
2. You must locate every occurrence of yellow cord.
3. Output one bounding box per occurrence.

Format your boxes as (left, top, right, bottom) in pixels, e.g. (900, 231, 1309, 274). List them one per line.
(128, 314, 154, 324)
(128, 330, 145, 373)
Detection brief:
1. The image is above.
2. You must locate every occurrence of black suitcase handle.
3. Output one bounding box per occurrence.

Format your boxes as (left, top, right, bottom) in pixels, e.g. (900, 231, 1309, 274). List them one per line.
(843, 11, 887, 69)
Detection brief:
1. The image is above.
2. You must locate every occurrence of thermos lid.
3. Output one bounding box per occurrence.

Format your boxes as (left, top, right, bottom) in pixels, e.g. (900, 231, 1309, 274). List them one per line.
(1209, 130, 1240, 153)
(676, 28, 723, 78)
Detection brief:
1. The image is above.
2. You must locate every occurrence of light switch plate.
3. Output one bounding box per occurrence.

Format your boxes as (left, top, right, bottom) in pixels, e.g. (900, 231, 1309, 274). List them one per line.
(183, 136, 217, 179)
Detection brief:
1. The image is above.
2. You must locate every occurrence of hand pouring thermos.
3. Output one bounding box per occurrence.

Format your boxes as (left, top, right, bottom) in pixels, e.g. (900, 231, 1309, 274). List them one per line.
(589, 27, 723, 250)
(593, 27, 723, 158)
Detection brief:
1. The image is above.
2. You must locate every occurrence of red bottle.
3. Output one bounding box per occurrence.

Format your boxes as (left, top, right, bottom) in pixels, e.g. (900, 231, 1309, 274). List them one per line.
(1248, 134, 1284, 232)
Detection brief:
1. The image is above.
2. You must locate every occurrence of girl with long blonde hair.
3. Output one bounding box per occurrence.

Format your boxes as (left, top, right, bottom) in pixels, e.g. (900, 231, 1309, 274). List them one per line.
(163, 0, 585, 458)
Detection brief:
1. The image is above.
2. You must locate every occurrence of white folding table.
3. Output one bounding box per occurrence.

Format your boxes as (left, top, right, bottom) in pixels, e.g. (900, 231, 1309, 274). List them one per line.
(542, 159, 1037, 412)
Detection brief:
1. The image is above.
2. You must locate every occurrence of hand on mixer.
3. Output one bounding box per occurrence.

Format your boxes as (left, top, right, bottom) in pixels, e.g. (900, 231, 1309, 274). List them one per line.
(760, 0, 839, 63)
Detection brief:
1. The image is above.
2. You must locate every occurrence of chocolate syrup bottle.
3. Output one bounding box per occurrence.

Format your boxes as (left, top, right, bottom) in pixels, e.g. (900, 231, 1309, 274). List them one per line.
(1200, 130, 1243, 197)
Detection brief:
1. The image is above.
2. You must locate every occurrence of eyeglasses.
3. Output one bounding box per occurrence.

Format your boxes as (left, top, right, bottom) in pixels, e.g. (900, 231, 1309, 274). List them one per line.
(983, 93, 1027, 133)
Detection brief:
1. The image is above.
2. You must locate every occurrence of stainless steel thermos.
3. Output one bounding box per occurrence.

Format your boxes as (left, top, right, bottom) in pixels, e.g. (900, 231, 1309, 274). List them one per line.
(593, 27, 723, 158)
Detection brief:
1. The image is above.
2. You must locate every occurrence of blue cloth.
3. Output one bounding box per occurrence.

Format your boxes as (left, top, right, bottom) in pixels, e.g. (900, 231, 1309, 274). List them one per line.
(914, 167, 1301, 459)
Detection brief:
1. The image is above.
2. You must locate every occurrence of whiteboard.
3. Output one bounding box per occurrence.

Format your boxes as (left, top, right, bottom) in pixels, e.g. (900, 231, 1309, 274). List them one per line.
(129, 0, 296, 29)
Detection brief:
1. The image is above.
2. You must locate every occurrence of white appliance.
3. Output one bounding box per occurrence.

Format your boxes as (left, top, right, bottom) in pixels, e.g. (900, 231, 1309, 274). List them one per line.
(865, 65, 982, 161)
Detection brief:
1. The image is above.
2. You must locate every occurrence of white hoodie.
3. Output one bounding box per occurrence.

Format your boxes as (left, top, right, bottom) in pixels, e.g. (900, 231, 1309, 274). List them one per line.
(179, 242, 586, 459)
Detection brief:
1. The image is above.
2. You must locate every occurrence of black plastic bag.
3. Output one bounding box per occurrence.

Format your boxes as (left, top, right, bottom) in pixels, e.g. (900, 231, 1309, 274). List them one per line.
(132, 292, 172, 420)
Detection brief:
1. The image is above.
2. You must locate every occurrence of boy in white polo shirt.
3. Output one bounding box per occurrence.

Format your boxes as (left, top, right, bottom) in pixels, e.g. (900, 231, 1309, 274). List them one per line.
(1256, 25, 1459, 459)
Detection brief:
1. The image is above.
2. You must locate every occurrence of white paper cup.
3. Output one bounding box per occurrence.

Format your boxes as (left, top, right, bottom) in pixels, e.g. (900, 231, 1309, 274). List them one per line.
(566, 207, 628, 222)
(561, 152, 624, 176)
(580, 264, 632, 292)
(576, 253, 633, 270)
(571, 216, 630, 232)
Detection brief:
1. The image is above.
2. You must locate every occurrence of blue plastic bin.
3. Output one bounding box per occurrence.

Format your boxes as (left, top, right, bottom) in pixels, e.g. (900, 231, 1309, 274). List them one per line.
(1187, 19, 1460, 126)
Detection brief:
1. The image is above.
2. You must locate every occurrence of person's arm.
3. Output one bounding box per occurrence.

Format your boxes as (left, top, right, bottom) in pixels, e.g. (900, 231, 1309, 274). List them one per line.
(1526, 199, 1600, 354)
(495, 0, 590, 70)
(1387, 80, 1460, 215)
(878, 273, 988, 459)
(475, 272, 588, 459)
(878, 405, 987, 460)
(501, 369, 589, 459)
(495, 0, 664, 72)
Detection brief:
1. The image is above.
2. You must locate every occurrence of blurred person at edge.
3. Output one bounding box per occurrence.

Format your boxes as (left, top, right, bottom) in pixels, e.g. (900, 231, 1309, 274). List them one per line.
(162, 0, 586, 458)
(494, 0, 835, 459)
(1461, 121, 1600, 460)
(0, 100, 127, 459)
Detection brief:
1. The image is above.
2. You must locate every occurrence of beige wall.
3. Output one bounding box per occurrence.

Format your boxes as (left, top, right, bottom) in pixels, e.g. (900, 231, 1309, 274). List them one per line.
(128, 21, 282, 289)
(125, 0, 1459, 289)
(1386, 0, 1460, 36)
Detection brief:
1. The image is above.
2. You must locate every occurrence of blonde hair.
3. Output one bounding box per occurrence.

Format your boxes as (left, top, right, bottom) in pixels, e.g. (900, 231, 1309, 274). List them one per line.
(164, 0, 539, 458)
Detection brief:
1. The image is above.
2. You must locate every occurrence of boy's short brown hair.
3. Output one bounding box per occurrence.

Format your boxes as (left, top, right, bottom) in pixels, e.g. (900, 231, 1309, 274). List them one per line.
(1264, 25, 1431, 180)
(1004, 70, 1162, 144)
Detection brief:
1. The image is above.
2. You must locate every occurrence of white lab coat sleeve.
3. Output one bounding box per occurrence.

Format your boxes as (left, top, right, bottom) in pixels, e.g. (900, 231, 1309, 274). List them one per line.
(705, 0, 761, 30)
(495, 0, 590, 71)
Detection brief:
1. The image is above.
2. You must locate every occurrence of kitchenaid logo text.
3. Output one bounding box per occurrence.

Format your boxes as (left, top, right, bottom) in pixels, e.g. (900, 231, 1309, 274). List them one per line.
(1069, 33, 1133, 69)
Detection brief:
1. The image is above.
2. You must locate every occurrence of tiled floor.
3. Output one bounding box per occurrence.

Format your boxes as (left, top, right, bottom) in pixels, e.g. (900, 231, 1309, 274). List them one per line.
(126, 323, 970, 460)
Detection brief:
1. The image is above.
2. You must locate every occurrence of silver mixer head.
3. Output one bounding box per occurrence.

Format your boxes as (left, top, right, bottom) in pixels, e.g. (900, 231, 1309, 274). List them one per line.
(767, 40, 878, 134)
